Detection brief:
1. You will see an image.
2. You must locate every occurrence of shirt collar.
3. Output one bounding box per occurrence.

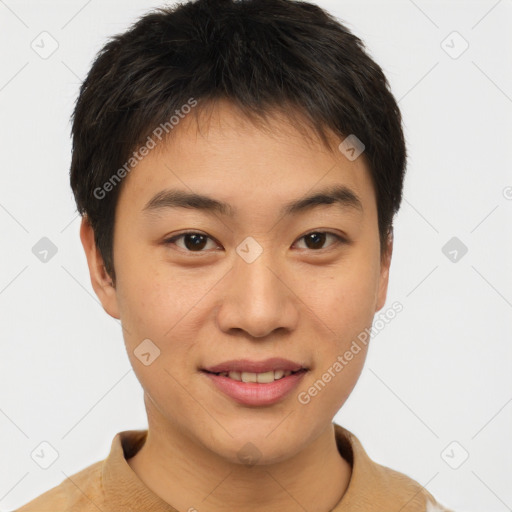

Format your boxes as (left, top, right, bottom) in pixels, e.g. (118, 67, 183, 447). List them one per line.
(100, 423, 427, 511)
(101, 429, 177, 511)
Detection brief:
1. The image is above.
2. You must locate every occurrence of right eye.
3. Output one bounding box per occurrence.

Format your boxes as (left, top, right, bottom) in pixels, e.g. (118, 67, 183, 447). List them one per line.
(162, 231, 222, 253)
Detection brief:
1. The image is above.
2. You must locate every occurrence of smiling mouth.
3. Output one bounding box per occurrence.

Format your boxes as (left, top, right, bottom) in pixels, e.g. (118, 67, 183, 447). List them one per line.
(202, 368, 307, 383)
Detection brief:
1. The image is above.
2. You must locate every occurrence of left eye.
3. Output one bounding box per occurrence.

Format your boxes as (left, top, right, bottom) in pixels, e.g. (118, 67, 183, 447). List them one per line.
(163, 231, 345, 253)
(294, 231, 345, 250)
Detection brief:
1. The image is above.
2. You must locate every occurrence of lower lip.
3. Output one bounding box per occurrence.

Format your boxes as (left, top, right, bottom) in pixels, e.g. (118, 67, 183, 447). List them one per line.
(202, 370, 307, 406)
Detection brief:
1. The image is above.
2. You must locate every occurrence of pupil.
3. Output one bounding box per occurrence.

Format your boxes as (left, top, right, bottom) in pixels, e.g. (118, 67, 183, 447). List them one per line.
(306, 232, 325, 250)
(185, 234, 207, 251)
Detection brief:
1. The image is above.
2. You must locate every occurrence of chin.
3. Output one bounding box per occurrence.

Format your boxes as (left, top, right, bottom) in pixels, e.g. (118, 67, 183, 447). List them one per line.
(204, 426, 304, 466)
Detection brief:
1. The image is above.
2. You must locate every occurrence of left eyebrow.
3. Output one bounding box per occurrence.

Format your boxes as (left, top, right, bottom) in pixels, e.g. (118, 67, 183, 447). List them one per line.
(141, 184, 364, 218)
(281, 184, 364, 216)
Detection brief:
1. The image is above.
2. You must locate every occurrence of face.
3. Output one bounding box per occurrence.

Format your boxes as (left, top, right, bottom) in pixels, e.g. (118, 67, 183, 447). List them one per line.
(81, 100, 392, 465)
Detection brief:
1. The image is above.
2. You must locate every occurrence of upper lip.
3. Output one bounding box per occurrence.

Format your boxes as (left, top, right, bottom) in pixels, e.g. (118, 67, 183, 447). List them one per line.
(202, 358, 308, 374)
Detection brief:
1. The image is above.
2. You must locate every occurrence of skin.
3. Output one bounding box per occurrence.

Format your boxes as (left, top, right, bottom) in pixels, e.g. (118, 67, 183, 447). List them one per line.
(80, 99, 392, 512)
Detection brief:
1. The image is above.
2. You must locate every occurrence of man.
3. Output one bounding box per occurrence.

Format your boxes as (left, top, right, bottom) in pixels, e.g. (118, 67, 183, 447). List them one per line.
(15, 0, 453, 510)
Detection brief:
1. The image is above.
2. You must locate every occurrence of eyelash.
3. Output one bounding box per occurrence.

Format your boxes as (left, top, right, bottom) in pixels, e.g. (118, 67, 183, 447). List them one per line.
(162, 230, 348, 254)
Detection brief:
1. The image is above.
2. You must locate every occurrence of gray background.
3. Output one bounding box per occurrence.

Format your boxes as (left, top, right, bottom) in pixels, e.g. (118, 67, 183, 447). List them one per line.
(1, 0, 511, 511)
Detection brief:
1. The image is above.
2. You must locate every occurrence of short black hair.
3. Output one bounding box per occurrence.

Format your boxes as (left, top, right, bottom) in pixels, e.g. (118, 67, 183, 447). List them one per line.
(70, 0, 407, 286)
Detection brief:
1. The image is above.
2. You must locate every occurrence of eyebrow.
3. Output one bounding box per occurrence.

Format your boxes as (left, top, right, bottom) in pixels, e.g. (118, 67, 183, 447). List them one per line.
(142, 184, 364, 218)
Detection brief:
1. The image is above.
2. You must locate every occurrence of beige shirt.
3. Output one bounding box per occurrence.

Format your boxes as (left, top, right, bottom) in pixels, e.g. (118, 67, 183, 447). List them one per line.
(14, 423, 453, 511)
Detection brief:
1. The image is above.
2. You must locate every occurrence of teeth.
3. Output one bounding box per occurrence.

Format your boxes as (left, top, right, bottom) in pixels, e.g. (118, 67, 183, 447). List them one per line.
(216, 369, 298, 382)
(241, 371, 257, 383)
(256, 371, 275, 383)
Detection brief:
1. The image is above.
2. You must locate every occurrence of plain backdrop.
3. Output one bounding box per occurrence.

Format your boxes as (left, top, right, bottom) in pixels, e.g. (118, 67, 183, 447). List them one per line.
(1, 1, 511, 511)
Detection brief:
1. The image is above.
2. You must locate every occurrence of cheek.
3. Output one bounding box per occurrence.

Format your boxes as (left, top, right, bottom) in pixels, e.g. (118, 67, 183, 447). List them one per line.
(115, 248, 178, 325)
(115, 268, 200, 402)
(116, 276, 168, 341)
(115, 254, 214, 370)
(315, 258, 380, 336)
(299, 255, 379, 406)
(299, 278, 372, 414)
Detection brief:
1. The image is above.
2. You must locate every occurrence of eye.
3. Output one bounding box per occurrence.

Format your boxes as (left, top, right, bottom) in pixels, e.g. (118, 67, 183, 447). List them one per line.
(294, 231, 346, 251)
(163, 231, 220, 252)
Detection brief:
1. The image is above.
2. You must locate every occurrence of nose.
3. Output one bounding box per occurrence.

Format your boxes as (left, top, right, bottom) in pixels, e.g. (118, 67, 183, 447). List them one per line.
(215, 247, 300, 339)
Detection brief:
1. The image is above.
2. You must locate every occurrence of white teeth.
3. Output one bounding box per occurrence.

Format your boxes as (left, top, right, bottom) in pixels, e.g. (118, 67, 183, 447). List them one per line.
(274, 369, 284, 380)
(220, 370, 297, 382)
(256, 371, 275, 383)
(241, 371, 257, 383)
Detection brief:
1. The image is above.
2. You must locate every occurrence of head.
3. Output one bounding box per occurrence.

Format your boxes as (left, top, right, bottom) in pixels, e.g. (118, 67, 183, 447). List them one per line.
(74, 0, 406, 464)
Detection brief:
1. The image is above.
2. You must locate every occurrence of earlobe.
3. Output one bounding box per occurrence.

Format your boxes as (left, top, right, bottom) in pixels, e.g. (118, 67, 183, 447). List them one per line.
(79, 216, 120, 319)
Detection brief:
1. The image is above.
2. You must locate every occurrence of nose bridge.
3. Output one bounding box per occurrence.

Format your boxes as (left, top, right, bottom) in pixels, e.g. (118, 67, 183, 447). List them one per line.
(237, 249, 280, 302)
(217, 241, 298, 338)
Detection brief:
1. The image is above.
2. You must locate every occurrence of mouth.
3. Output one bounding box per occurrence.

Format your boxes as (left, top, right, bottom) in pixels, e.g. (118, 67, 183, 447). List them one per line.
(200, 358, 309, 406)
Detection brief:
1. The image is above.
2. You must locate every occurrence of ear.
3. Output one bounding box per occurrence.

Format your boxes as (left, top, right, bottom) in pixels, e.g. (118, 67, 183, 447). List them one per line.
(375, 229, 393, 312)
(79, 216, 120, 319)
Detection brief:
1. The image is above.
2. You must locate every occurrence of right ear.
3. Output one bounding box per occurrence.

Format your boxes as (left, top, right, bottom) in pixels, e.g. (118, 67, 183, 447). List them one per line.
(79, 216, 120, 319)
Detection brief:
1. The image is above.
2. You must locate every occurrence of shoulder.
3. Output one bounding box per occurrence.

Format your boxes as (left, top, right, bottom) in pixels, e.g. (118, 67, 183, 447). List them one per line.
(370, 459, 454, 511)
(333, 423, 454, 511)
(12, 460, 104, 512)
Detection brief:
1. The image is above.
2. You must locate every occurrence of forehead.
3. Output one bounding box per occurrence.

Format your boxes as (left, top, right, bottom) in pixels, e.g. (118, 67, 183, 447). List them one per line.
(116, 100, 376, 220)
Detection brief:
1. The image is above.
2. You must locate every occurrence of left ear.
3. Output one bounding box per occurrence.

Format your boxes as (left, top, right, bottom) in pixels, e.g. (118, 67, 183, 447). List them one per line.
(375, 229, 393, 312)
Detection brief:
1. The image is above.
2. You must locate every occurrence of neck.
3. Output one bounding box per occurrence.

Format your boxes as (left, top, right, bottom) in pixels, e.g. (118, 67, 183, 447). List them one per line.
(127, 398, 352, 512)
